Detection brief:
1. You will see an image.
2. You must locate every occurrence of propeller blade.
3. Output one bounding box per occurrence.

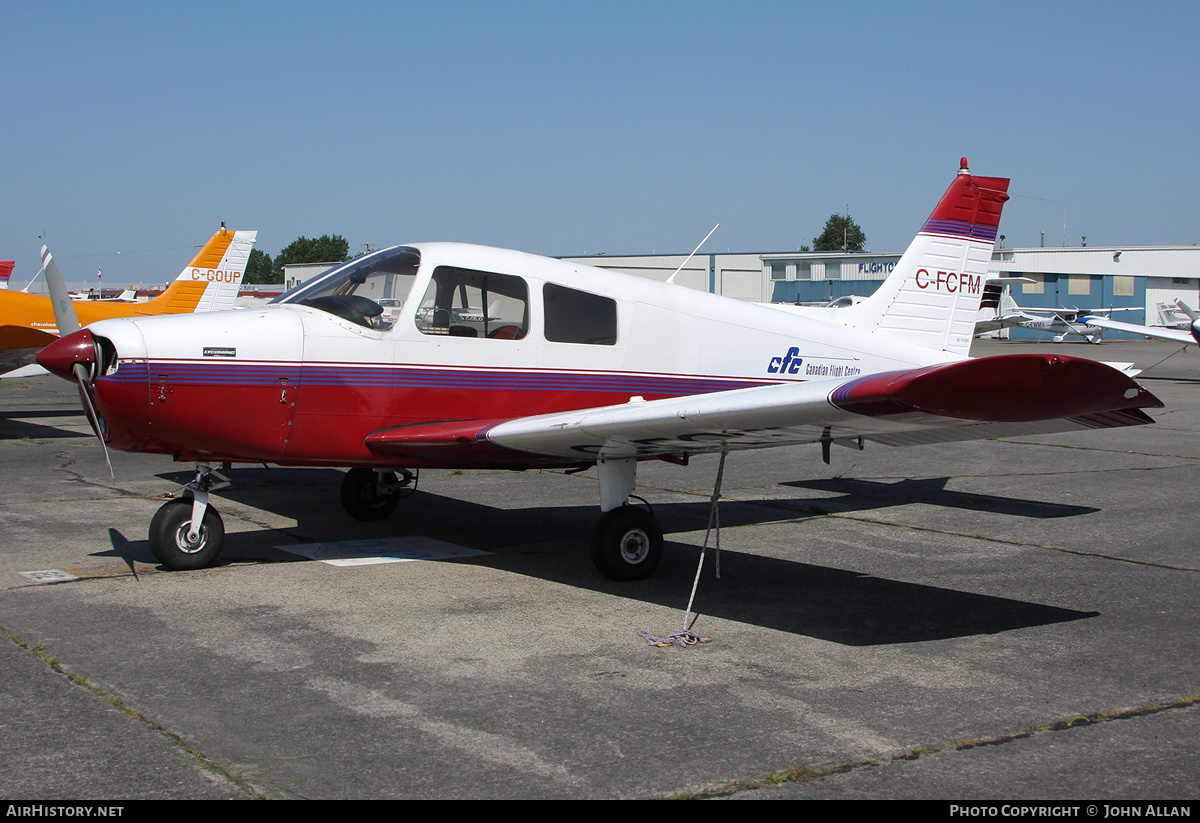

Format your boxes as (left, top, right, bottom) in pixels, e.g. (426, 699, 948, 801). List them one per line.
(72, 361, 113, 479)
(41, 245, 82, 337)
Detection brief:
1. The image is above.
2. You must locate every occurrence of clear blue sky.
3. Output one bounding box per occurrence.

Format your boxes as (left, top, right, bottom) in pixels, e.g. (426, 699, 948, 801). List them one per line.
(3, 0, 1198, 288)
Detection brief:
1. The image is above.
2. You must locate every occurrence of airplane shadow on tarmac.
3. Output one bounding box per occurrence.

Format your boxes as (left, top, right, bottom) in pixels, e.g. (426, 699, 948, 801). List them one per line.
(92, 467, 1098, 647)
(778, 476, 1099, 519)
(0, 409, 91, 440)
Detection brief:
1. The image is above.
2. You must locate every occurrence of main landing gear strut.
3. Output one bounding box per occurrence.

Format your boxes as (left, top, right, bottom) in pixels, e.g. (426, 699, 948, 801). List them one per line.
(589, 457, 664, 581)
(340, 468, 417, 521)
(147, 459, 661, 582)
(333, 460, 662, 581)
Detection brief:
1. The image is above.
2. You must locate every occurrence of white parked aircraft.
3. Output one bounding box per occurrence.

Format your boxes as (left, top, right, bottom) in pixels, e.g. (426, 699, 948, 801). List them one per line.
(70, 288, 139, 302)
(37, 159, 1162, 579)
(1079, 300, 1200, 347)
(974, 282, 1139, 344)
(1011, 310, 1113, 344)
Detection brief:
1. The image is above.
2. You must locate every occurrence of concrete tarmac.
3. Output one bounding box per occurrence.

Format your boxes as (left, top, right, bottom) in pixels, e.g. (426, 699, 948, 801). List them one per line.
(1, 338, 1197, 800)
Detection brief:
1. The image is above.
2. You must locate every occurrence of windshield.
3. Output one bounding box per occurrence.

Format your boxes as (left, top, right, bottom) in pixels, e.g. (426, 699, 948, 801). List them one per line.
(274, 246, 421, 331)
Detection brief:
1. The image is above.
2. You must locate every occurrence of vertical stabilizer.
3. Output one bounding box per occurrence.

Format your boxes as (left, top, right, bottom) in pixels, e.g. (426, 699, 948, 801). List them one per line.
(839, 158, 1010, 356)
(1174, 300, 1200, 323)
(0, 261, 13, 290)
(150, 227, 257, 314)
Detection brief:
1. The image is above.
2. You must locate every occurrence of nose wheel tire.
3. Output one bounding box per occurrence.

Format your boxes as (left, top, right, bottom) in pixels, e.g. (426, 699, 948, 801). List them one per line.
(340, 468, 404, 521)
(149, 498, 225, 571)
(591, 505, 663, 581)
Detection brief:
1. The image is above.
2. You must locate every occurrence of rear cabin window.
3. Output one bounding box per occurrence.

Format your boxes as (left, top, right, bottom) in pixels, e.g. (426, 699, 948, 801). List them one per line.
(415, 267, 528, 339)
(543, 283, 617, 345)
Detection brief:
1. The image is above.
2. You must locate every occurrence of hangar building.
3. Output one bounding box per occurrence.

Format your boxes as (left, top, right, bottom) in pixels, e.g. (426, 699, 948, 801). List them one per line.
(561, 245, 1200, 340)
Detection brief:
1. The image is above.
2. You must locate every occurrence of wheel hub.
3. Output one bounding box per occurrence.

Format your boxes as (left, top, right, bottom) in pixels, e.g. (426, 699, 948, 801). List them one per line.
(173, 522, 206, 554)
(619, 529, 650, 564)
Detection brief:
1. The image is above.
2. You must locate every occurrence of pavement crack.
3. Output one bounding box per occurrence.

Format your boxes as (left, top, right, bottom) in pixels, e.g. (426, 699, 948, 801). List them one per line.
(811, 511, 1200, 573)
(673, 697, 1200, 800)
(1, 624, 272, 800)
(53, 452, 141, 499)
(993, 438, 1200, 463)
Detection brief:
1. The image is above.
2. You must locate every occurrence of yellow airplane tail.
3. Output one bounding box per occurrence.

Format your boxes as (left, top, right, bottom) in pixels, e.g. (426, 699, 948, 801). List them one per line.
(141, 227, 257, 315)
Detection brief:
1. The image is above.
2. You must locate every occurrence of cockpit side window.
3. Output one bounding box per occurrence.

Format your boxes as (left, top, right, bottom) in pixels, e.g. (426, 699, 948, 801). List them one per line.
(274, 246, 421, 331)
(543, 283, 617, 345)
(415, 266, 528, 340)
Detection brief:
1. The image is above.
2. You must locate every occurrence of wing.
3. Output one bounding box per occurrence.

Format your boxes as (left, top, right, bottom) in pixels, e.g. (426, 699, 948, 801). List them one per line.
(363, 354, 1161, 466)
(974, 314, 1027, 335)
(0, 324, 58, 373)
(1078, 315, 1199, 346)
(0, 363, 49, 379)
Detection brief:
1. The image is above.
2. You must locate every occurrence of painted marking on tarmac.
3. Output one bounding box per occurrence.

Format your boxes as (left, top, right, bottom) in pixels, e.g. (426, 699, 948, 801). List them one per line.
(275, 536, 490, 566)
(19, 569, 80, 584)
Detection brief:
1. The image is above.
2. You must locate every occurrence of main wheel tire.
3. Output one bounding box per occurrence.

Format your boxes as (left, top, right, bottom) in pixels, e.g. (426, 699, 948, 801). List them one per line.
(148, 497, 225, 571)
(340, 468, 402, 521)
(591, 505, 663, 581)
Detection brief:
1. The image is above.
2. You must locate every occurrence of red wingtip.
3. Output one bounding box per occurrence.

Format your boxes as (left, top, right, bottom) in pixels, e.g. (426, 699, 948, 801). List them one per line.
(833, 354, 1162, 423)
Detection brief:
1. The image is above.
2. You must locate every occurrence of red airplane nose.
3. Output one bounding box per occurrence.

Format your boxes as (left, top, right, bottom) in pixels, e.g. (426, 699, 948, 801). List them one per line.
(37, 328, 97, 382)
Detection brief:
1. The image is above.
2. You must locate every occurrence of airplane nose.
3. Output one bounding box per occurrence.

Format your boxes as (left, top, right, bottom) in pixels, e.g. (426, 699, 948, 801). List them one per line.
(37, 328, 98, 382)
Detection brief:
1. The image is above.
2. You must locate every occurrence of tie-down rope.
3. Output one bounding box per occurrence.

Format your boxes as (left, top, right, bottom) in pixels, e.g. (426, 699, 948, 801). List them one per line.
(637, 448, 727, 649)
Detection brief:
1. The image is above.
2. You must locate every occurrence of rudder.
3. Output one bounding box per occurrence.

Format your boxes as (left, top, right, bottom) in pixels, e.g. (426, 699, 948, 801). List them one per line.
(839, 158, 1010, 356)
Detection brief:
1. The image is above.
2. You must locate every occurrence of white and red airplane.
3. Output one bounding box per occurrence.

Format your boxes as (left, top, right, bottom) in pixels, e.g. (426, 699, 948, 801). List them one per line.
(36, 159, 1163, 579)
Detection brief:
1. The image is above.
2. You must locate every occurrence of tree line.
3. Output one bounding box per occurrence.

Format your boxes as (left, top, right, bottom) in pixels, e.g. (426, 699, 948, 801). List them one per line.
(243, 234, 352, 285)
(811, 214, 866, 252)
(246, 216, 867, 287)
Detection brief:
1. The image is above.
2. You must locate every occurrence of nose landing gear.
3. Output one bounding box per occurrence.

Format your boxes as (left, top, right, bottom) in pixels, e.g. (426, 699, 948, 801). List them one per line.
(147, 464, 421, 571)
(148, 464, 230, 570)
(148, 497, 225, 570)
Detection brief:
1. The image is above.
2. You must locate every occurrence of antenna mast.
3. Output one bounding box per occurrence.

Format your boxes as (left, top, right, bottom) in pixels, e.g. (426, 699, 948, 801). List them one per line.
(666, 224, 719, 285)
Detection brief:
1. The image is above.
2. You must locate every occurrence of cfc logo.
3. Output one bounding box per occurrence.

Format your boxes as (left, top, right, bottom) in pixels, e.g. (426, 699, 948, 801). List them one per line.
(190, 268, 238, 282)
(767, 346, 803, 374)
(914, 268, 981, 293)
